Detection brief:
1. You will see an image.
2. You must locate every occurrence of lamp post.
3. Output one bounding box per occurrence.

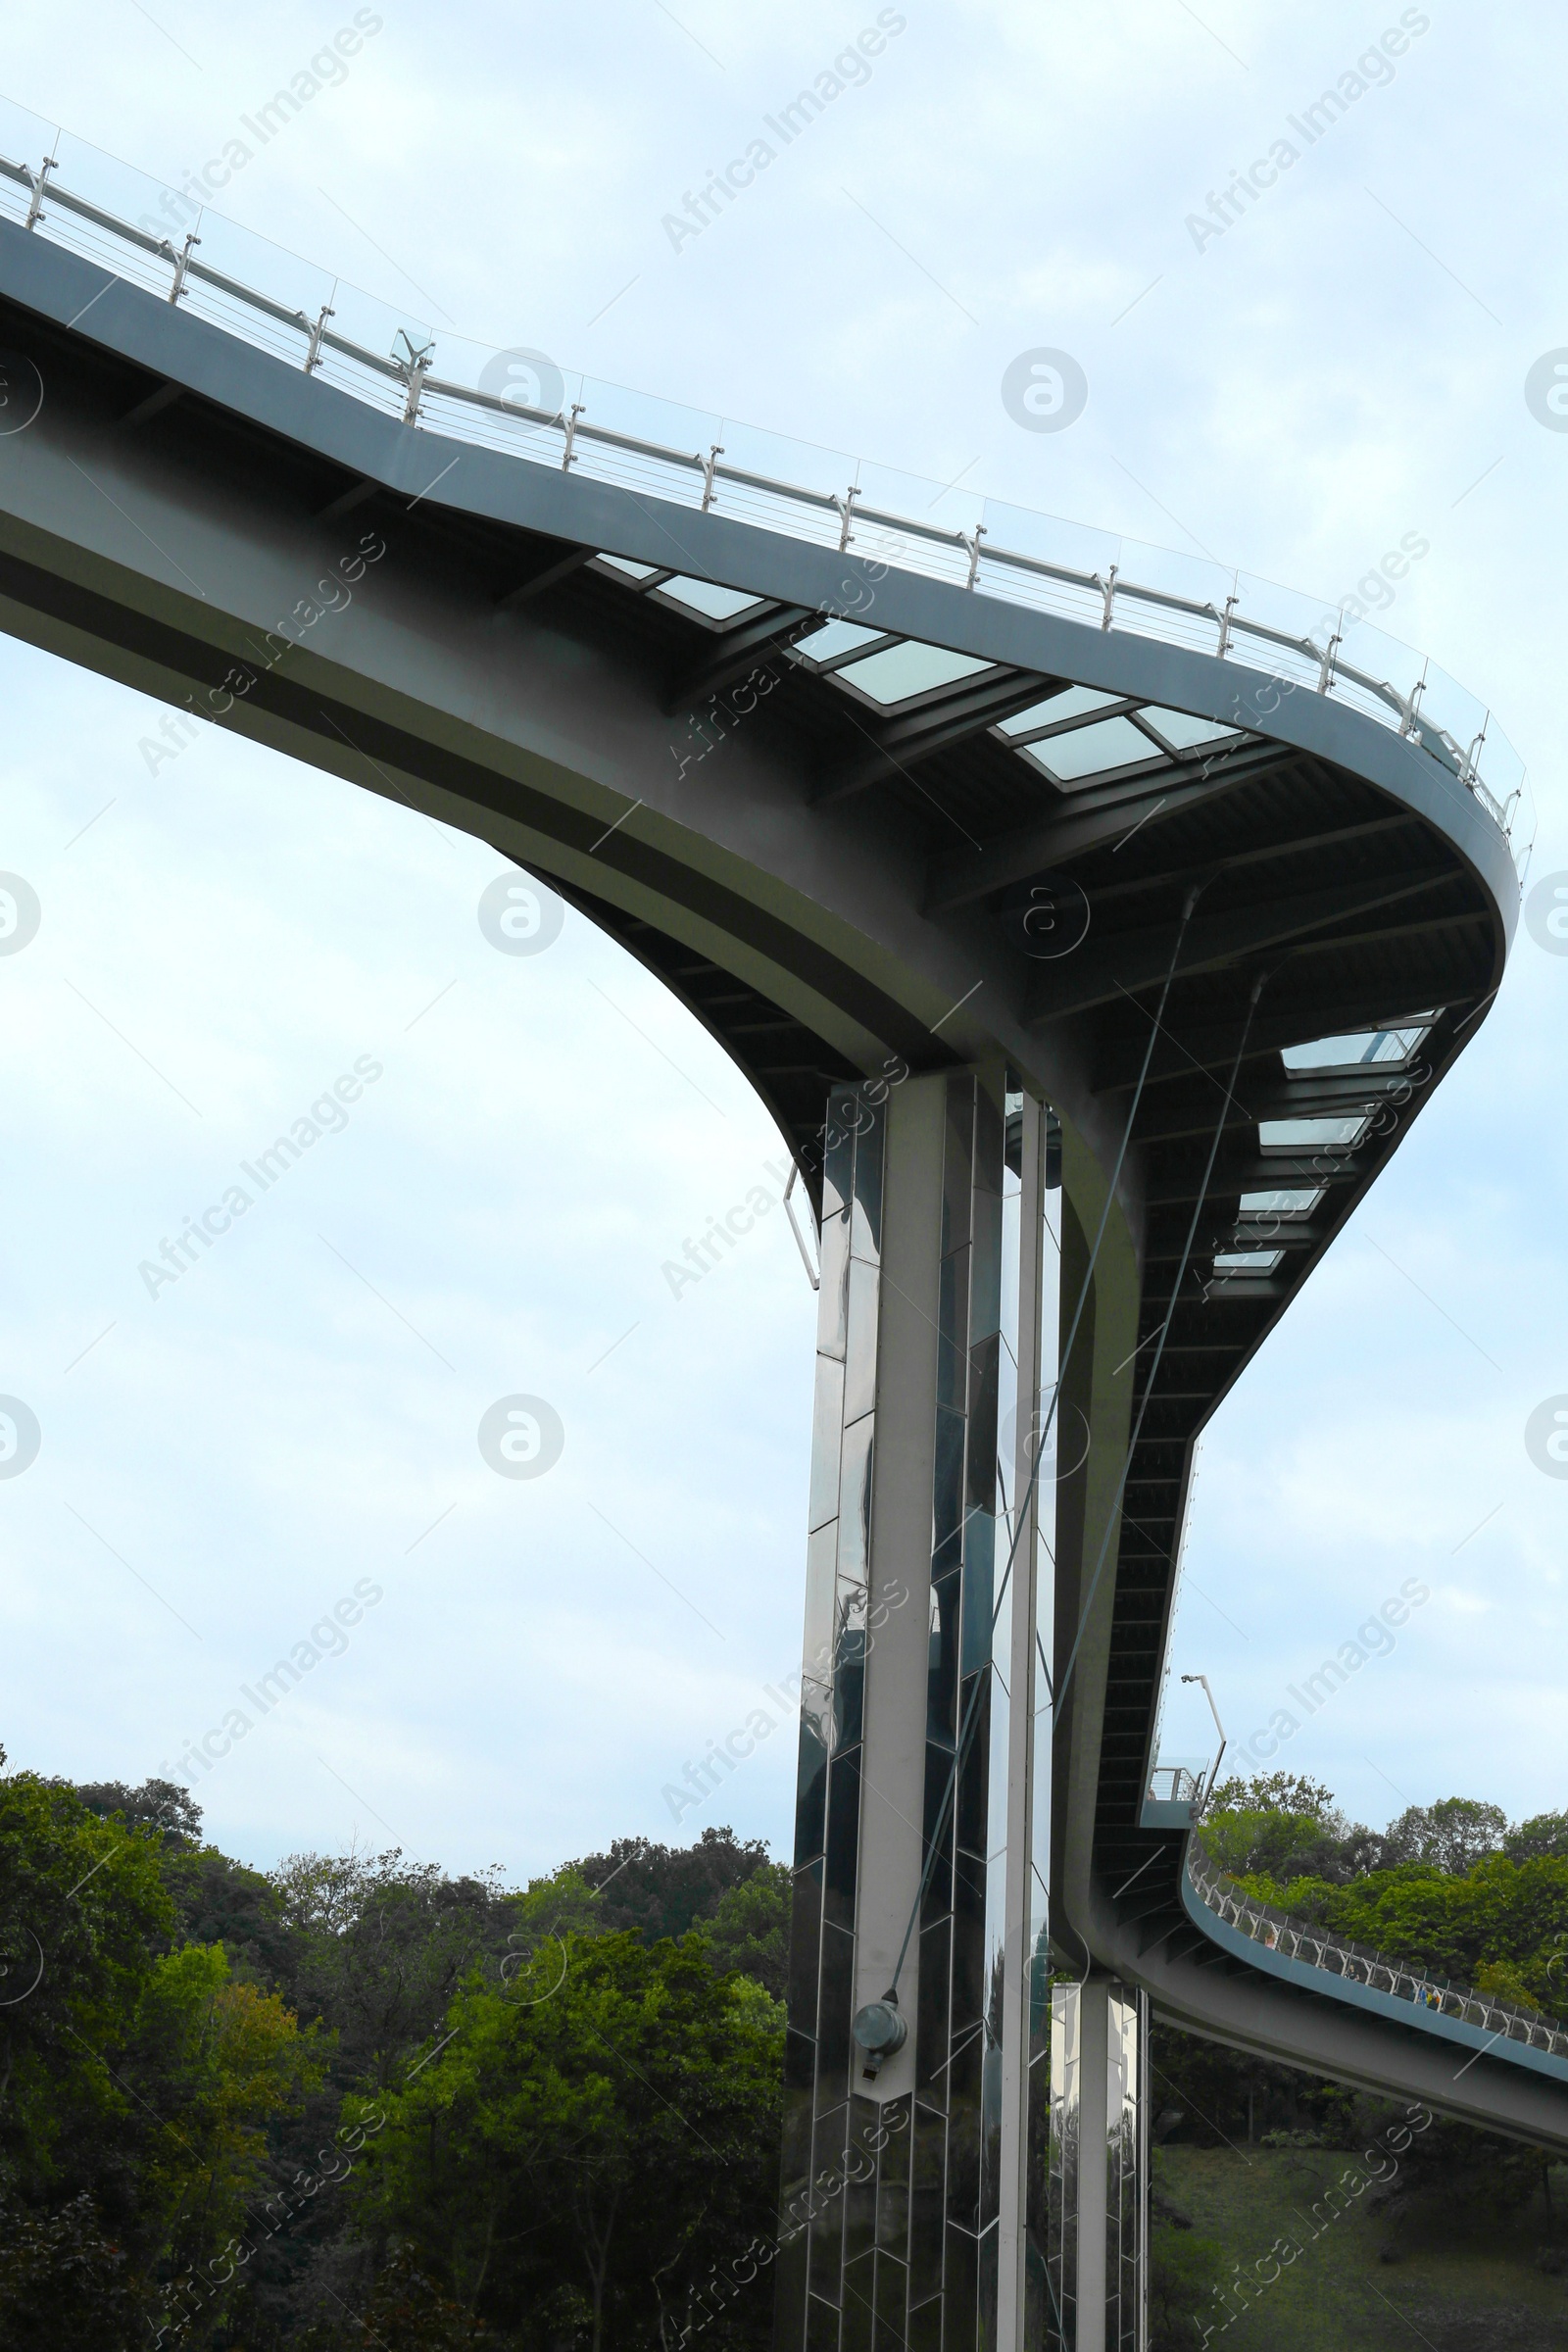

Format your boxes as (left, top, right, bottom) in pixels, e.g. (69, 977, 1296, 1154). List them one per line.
(1181, 1673, 1228, 1805)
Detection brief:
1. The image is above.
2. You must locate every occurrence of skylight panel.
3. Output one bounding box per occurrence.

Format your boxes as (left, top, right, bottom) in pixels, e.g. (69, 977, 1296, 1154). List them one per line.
(655, 576, 767, 621)
(792, 618, 887, 666)
(1212, 1250, 1284, 1274)
(1024, 715, 1163, 784)
(1282, 1025, 1428, 1070)
(1139, 707, 1245, 753)
(996, 686, 1127, 738)
(1258, 1116, 1369, 1151)
(595, 555, 662, 582)
(1239, 1188, 1323, 1217)
(834, 640, 996, 706)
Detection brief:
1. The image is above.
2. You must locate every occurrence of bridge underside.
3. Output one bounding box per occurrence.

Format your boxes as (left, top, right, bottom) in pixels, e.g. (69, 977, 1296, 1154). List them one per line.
(0, 210, 1544, 2352)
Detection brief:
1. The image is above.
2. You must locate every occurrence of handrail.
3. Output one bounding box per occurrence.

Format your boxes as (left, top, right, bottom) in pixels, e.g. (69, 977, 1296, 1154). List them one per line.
(1186, 1839, 1568, 2060)
(0, 138, 1524, 845)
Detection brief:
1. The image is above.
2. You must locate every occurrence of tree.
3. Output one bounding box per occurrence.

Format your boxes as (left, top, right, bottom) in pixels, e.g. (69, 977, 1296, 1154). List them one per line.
(72, 1777, 203, 1849)
(567, 1827, 771, 1944)
(1505, 1809, 1568, 1863)
(0, 1766, 173, 2192)
(161, 1844, 296, 1987)
(1384, 1797, 1506, 1875)
(273, 1850, 509, 2091)
(1199, 1774, 1369, 1887)
(349, 1929, 784, 2351)
(703, 1864, 790, 2001)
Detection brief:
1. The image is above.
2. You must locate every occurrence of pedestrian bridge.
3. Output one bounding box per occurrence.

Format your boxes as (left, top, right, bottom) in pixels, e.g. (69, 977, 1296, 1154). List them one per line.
(0, 110, 1545, 2352)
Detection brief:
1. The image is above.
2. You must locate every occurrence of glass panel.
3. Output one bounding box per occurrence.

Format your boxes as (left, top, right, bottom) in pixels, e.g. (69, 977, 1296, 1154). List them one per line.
(794, 618, 887, 665)
(1239, 1187, 1322, 1215)
(844, 1260, 880, 1425)
(851, 1102, 886, 1262)
(1212, 1250, 1282, 1273)
(809, 1355, 847, 1532)
(1281, 1023, 1427, 1068)
(1136, 705, 1244, 751)
(655, 574, 767, 620)
(1258, 1115, 1368, 1150)
(1023, 717, 1163, 784)
(803, 1522, 840, 1690)
(836, 641, 997, 706)
(996, 686, 1127, 737)
(595, 554, 662, 582)
(837, 1413, 875, 1585)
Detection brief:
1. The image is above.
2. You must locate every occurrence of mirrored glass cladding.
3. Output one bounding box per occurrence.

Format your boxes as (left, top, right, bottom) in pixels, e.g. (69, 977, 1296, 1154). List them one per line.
(784, 1084, 887, 2345)
(781, 1076, 1059, 2352)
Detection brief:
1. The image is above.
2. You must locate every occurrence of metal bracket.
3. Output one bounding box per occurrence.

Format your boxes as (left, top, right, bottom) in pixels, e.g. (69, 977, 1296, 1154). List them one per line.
(392, 329, 435, 425)
(835, 485, 860, 552)
(1099, 563, 1119, 631)
(700, 443, 724, 512)
(561, 401, 585, 471)
(1460, 712, 1490, 789)
(961, 523, 987, 590)
(168, 231, 201, 306)
(304, 302, 335, 373)
(24, 155, 57, 233)
(1214, 590, 1239, 659)
(1315, 626, 1343, 696)
(1396, 664, 1428, 740)
(783, 1162, 819, 1292)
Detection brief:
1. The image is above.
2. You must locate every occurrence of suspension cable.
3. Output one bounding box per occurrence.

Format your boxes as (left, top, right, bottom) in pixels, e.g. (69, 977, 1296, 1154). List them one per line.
(1053, 969, 1267, 1716)
(878, 884, 1207, 2007)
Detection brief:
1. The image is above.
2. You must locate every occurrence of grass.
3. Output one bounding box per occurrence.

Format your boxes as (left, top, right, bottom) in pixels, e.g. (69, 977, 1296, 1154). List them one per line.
(1156, 2143, 1568, 2349)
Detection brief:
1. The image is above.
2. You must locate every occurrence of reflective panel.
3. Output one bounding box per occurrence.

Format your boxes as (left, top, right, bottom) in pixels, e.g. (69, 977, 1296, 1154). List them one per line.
(594, 553, 662, 581)
(1282, 1022, 1429, 1068)
(1212, 1249, 1283, 1273)
(836, 640, 997, 706)
(836, 1413, 875, 1585)
(1137, 704, 1244, 751)
(1239, 1186, 1322, 1215)
(1023, 715, 1163, 784)
(654, 573, 767, 620)
(794, 617, 887, 665)
(1259, 1114, 1369, 1150)
(995, 685, 1126, 737)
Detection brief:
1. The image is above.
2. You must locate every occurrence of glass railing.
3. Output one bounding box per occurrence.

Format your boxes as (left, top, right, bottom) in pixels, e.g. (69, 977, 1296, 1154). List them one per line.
(1187, 1840, 1568, 2062)
(1146, 1760, 1209, 1808)
(0, 91, 1531, 862)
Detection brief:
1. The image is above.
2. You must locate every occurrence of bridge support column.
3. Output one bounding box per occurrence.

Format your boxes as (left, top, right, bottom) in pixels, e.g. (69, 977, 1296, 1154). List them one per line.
(1045, 1979, 1149, 2351)
(775, 1068, 1060, 2352)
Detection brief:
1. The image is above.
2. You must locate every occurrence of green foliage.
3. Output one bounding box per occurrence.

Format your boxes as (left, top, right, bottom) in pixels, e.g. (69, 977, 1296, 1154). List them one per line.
(1384, 1796, 1507, 1874)
(348, 1928, 783, 2351)
(1314, 1853, 1568, 2007)
(71, 1776, 204, 1849)
(274, 1848, 509, 2090)
(160, 1842, 295, 1984)
(1149, 2219, 1228, 2350)
(703, 1861, 791, 1999)
(0, 1767, 173, 2192)
(1504, 1807, 1568, 1862)
(566, 1825, 771, 1943)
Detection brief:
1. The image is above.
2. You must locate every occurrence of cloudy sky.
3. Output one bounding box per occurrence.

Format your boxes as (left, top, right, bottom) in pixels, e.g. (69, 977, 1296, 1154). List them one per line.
(1, 0, 1566, 1878)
